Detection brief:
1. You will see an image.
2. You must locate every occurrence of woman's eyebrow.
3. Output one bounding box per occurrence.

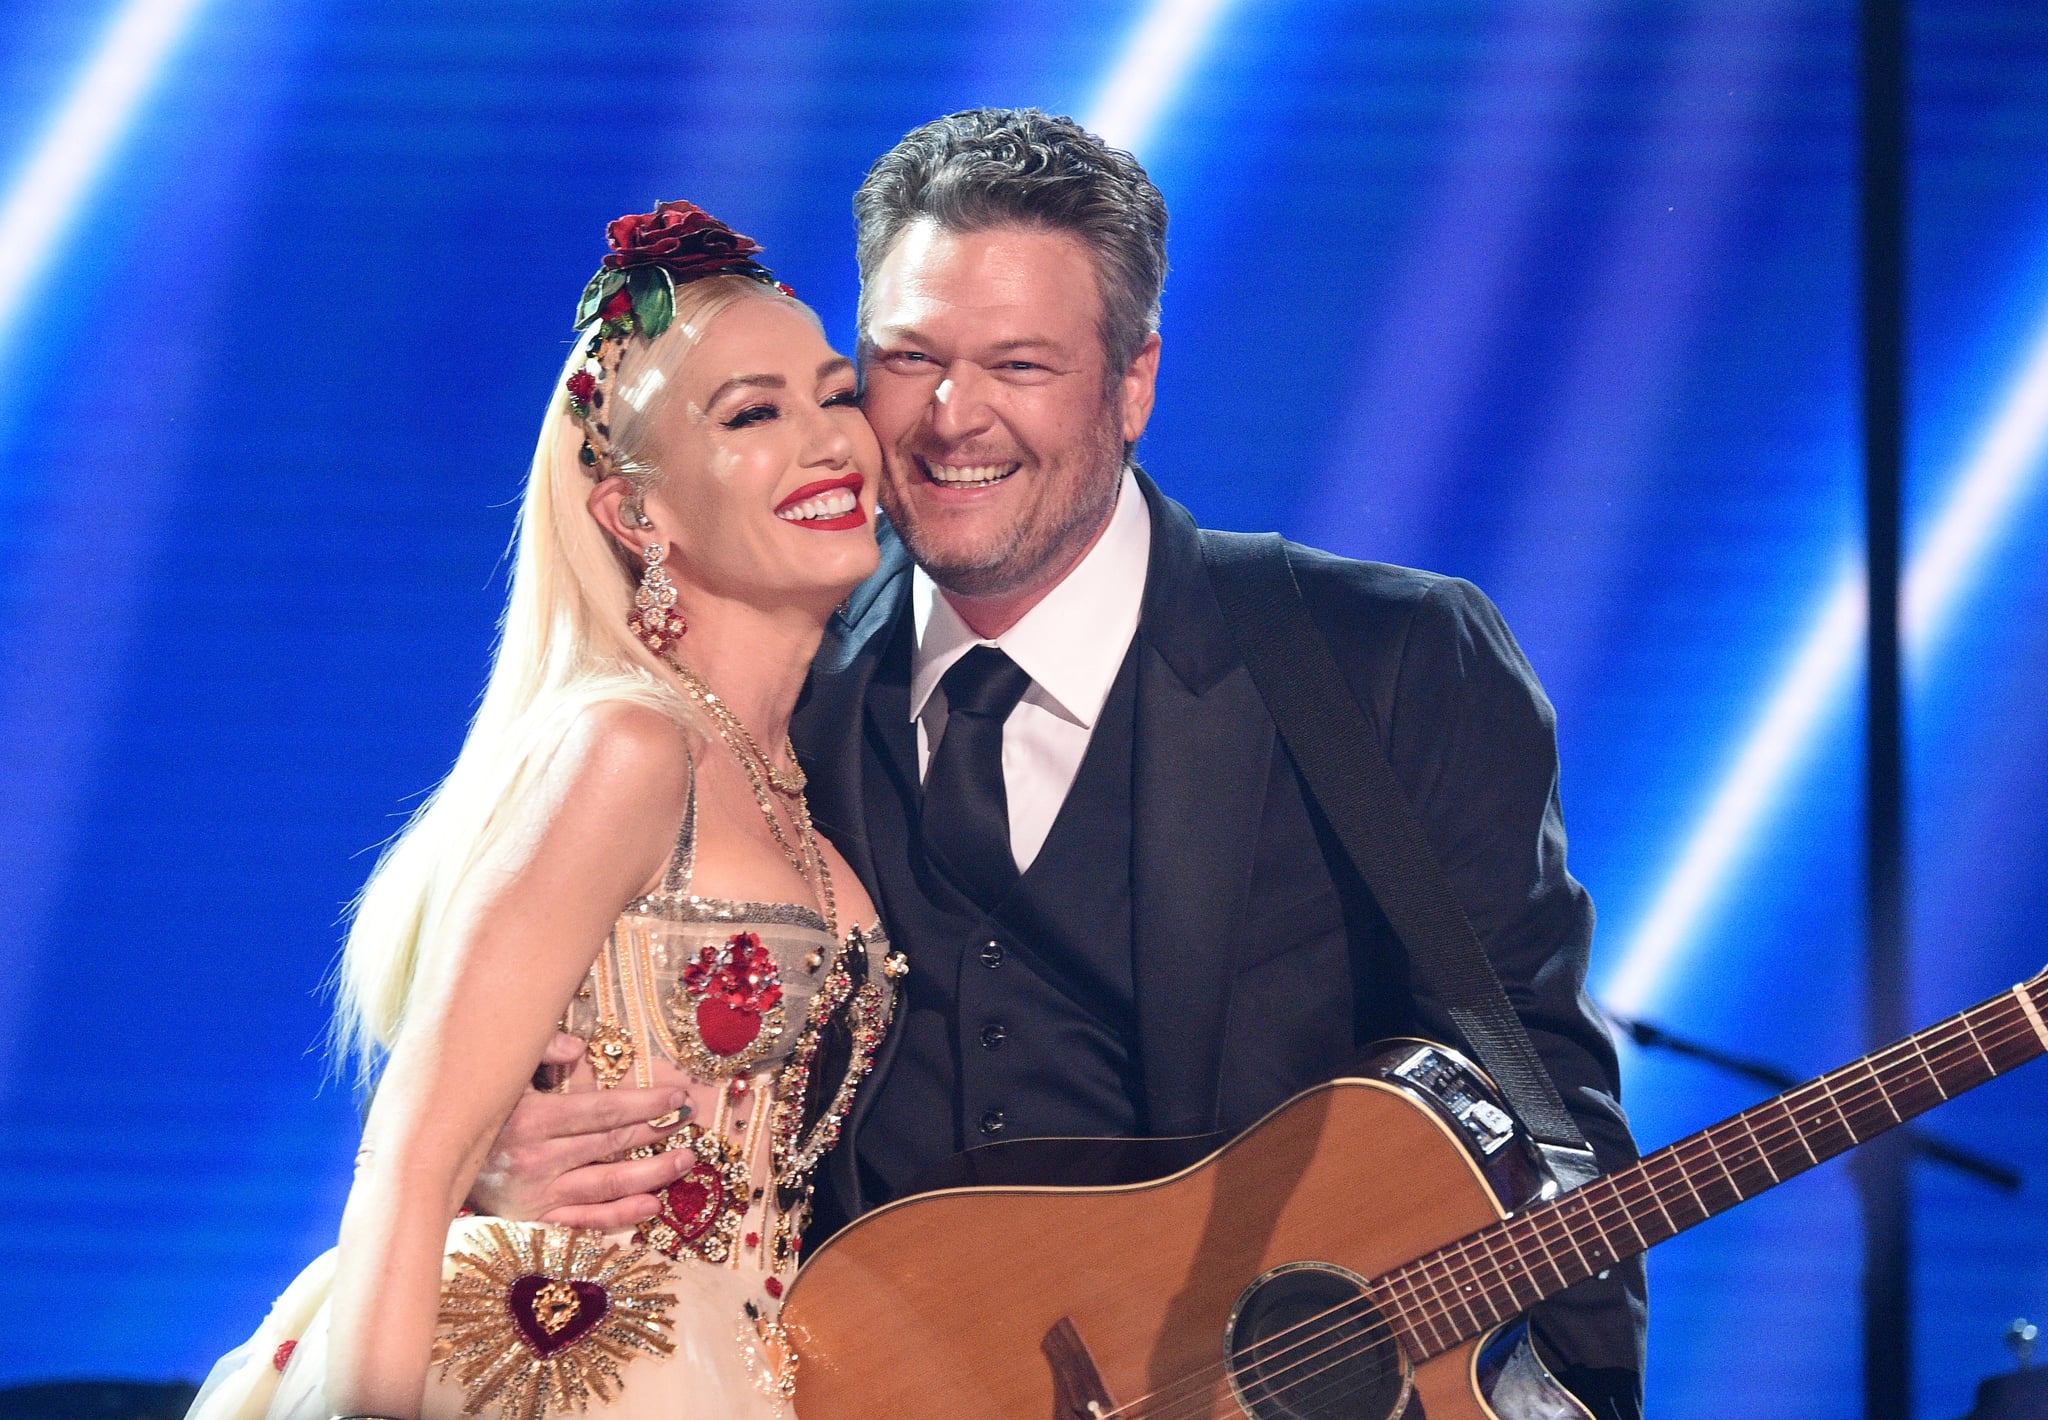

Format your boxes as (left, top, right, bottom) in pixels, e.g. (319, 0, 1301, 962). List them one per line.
(705, 373, 787, 406)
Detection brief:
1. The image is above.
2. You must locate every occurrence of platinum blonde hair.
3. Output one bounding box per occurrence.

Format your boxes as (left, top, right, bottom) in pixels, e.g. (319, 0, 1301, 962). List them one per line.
(334, 274, 788, 1079)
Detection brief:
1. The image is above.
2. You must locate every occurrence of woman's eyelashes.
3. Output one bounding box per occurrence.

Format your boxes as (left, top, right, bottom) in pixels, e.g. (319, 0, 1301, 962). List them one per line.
(721, 388, 861, 430)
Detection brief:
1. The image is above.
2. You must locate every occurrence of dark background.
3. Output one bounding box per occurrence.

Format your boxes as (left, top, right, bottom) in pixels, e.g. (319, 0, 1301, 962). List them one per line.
(1, 2, 2044, 1414)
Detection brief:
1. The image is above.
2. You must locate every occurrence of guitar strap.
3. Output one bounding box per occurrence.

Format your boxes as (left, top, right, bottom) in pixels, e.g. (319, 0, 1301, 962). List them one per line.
(1199, 530, 1597, 1173)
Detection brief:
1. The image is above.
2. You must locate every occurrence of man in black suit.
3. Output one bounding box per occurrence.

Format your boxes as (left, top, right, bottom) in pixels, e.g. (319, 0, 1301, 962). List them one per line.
(795, 107, 1645, 1417)
(477, 106, 1644, 1416)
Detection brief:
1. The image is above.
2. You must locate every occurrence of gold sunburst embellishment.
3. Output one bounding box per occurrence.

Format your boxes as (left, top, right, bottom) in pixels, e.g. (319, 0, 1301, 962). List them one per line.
(433, 1223, 677, 1420)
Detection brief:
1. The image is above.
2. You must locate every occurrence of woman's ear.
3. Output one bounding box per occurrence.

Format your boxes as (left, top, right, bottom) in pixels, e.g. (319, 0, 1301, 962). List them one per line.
(588, 475, 657, 553)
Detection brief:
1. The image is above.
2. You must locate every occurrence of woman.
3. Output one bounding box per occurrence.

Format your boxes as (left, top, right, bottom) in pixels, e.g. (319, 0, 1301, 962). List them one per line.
(191, 202, 898, 1420)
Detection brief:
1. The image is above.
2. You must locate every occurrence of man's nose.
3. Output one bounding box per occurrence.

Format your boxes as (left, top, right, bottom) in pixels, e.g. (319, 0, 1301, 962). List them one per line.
(929, 361, 994, 443)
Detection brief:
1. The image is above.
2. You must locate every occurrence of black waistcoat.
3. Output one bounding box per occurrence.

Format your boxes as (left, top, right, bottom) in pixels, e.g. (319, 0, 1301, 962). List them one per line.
(852, 625, 1144, 1209)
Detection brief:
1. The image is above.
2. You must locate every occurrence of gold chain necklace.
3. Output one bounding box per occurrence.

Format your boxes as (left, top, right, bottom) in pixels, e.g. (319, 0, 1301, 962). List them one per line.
(666, 659, 805, 798)
(663, 654, 837, 938)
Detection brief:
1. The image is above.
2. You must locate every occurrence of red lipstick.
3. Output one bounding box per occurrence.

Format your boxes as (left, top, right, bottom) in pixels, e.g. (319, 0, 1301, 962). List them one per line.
(774, 472, 867, 531)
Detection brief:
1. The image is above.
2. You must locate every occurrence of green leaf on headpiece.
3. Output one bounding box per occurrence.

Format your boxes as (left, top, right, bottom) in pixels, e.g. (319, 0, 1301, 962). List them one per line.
(575, 269, 626, 328)
(629, 266, 676, 340)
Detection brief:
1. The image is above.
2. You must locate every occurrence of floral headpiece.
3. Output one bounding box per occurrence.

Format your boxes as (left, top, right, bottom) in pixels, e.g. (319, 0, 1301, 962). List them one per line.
(565, 200, 790, 475)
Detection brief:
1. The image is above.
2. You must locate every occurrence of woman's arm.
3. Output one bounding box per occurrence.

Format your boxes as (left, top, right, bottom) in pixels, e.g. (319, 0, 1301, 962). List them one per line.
(325, 703, 691, 1418)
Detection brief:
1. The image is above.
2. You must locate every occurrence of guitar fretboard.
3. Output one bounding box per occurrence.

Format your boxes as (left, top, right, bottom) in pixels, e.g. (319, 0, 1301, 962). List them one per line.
(1368, 974, 2048, 1361)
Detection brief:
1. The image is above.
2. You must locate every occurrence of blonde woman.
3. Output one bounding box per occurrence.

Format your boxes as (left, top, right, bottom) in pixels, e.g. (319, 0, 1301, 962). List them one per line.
(191, 203, 898, 1420)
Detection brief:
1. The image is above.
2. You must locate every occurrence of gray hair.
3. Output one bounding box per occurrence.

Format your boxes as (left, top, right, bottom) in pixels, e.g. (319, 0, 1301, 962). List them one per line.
(853, 107, 1168, 376)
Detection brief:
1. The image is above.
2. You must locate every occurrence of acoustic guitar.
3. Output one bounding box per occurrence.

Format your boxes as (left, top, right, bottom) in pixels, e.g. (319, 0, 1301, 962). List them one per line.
(780, 967, 2048, 1420)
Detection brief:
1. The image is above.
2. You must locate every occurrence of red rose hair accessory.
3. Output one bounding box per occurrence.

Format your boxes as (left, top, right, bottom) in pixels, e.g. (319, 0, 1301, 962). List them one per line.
(564, 200, 787, 475)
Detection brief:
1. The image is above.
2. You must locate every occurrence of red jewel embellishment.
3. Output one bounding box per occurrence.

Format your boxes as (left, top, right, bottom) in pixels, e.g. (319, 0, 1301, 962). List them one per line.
(745, 1231, 760, 1249)
(764, 1276, 783, 1299)
(659, 1160, 728, 1246)
(271, 1338, 296, 1371)
(506, 1273, 610, 1357)
(681, 933, 783, 1059)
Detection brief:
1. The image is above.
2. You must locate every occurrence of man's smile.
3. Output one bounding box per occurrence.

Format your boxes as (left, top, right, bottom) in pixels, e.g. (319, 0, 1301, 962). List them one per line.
(915, 455, 1021, 489)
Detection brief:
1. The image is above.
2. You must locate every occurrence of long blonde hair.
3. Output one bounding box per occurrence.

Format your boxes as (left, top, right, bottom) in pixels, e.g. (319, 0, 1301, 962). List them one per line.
(334, 274, 783, 1078)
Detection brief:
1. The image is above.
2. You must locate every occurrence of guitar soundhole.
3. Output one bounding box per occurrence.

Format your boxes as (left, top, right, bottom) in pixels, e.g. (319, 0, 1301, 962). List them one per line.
(1224, 1263, 1409, 1420)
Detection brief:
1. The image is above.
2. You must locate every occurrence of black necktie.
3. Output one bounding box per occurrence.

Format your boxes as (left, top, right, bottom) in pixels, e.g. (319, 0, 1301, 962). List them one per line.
(922, 646, 1033, 908)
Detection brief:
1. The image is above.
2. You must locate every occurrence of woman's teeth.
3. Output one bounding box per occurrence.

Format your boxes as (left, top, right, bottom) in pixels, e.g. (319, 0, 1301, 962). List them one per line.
(776, 487, 860, 522)
(924, 461, 1016, 488)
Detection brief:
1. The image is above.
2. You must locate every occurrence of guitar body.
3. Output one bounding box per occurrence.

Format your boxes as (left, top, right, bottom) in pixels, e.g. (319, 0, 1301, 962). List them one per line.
(782, 1043, 1589, 1420)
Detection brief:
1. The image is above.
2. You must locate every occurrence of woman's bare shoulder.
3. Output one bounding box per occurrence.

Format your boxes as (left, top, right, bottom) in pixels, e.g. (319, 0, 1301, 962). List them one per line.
(509, 699, 698, 883)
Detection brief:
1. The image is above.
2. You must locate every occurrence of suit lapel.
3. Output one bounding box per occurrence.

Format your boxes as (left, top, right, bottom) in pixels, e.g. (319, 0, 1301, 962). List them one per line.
(1128, 474, 1274, 1135)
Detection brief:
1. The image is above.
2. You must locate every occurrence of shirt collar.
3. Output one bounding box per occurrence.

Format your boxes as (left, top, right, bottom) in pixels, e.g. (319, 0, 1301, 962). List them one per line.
(910, 467, 1152, 727)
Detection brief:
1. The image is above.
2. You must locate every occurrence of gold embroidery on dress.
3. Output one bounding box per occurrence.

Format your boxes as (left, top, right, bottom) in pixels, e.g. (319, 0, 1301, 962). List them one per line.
(583, 947, 635, 1089)
(636, 1124, 751, 1264)
(433, 1223, 675, 1420)
(736, 1299, 798, 1409)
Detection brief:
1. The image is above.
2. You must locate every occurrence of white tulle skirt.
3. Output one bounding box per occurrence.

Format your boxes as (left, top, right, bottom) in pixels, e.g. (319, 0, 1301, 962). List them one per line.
(187, 1215, 791, 1420)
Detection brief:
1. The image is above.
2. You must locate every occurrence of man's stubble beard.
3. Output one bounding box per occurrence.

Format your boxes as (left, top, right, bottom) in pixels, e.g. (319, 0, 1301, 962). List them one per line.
(892, 419, 1127, 601)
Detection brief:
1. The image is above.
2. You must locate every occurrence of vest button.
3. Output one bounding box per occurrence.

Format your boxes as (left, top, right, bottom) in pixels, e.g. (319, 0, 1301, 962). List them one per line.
(979, 940, 1004, 968)
(979, 1107, 1007, 1136)
(980, 1022, 1008, 1050)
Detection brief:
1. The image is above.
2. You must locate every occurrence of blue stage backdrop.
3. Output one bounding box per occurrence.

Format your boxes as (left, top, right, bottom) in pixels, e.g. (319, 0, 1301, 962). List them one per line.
(1, 2, 2044, 1414)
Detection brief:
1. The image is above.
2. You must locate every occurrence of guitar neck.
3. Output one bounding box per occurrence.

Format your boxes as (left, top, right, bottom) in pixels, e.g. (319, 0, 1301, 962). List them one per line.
(1374, 973, 2048, 1361)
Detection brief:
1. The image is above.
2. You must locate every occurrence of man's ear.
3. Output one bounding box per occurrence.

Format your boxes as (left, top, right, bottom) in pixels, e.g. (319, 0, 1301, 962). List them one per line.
(587, 476, 655, 552)
(1119, 333, 1162, 444)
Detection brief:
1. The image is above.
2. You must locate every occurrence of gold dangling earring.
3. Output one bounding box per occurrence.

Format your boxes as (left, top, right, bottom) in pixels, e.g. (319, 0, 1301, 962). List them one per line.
(629, 543, 688, 655)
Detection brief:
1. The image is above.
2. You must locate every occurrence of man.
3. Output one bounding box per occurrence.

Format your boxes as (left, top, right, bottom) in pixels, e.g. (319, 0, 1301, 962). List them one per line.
(479, 107, 1646, 1416)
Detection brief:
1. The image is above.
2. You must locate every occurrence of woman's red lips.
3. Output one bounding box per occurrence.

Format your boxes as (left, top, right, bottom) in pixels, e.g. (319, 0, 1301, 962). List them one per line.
(774, 472, 863, 512)
(774, 472, 867, 530)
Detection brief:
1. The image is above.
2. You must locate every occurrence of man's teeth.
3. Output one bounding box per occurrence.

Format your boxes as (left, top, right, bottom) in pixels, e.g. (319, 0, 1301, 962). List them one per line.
(776, 487, 859, 522)
(925, 461, 1016, 488)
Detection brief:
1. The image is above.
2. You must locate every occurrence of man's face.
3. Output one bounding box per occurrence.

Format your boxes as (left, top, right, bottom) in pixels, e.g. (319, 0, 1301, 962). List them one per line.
(860, 221, 1158, 600)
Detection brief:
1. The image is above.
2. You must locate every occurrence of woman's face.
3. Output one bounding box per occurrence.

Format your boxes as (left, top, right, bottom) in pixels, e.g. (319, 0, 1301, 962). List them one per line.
(634, 295, 881, 612)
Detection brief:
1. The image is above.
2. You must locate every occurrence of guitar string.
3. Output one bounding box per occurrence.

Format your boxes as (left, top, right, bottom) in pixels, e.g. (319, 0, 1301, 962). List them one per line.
(1114, 1003, 2043, 1420)
(1370, 1001, 2038, 1368)
(1270, 981, 2043, 1387)
(1141, 1004, 2045, 1420)
(1101, 1002, 2037, 1420)
(1094, 999, 2042, 1420)
(1385, 996, 2036, 1334)
(1366, 995, 2034, 1357)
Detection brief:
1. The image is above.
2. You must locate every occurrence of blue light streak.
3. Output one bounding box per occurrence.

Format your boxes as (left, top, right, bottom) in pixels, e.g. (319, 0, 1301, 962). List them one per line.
(0, 0, 209, 353)
(1604, 296, 2048, 1016)
(1082, 0, 1240, 154)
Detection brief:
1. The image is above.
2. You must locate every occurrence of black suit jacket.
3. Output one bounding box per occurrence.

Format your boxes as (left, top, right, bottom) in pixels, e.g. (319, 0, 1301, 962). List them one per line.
(792, 472, 1646, 1414)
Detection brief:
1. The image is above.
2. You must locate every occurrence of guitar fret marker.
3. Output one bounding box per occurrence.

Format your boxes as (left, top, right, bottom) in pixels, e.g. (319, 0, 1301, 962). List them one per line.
(1736, 1114, 1781, 1184)
(1906, 1034, 1948, 1100)
(2015, 985, 2048, 1050)
(1777, 1097, 1819, 1166)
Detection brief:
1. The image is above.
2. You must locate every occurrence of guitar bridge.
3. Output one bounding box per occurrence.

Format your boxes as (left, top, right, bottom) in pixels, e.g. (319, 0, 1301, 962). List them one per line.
(1043, 1315, 1118, 1419)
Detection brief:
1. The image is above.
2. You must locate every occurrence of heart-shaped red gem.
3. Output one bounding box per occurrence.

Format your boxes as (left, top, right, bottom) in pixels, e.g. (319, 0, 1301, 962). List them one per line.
(507, 1273, 608, 1357)
(696, 998, 763, 1057)
(661, 1161, 727, 1244)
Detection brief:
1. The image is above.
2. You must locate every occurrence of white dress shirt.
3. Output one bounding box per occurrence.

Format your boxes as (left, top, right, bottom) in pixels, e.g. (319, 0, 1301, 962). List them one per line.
(910, 469, 1152, 871)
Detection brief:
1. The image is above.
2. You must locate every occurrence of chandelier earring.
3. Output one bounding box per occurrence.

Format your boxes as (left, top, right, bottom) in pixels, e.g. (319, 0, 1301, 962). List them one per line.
(628, 543, 688, 654)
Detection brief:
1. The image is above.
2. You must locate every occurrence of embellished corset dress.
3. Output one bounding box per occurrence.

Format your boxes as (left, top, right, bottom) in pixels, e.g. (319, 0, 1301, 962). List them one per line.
(188, 770, 900, 1420)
